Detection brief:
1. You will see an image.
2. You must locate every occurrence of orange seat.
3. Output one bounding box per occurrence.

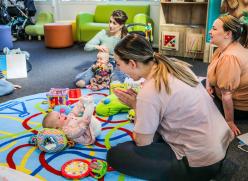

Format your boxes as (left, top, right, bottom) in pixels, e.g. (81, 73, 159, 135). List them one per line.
(44, 23, 73, 48)
(56, 20, 76, 41)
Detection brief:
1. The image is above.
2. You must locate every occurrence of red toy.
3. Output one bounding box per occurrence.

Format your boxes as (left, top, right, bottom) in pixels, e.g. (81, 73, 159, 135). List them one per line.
(61, 158, 108, 179)
(61, 159, 91, 179)
(68, 89, 82, 105)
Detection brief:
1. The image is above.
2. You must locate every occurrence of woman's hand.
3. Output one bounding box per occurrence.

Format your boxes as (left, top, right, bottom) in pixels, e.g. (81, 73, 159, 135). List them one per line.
(95, 45, 109, 53)
(221, 90, 240, 136)
(227, 121, 241, 136)
(113, 88, 137, 109)
(205, 79, 214, 96)
(206, 86, 214, 96)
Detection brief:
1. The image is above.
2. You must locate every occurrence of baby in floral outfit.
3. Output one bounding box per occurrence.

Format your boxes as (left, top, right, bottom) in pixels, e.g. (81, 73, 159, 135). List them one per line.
(42, 96, 101, 145)
(87, 52, 113, 91)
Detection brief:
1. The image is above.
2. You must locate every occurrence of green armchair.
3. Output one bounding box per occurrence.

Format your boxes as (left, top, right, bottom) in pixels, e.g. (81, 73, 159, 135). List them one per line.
(76, 4, 153, 42)
(25, 11, 54, 40)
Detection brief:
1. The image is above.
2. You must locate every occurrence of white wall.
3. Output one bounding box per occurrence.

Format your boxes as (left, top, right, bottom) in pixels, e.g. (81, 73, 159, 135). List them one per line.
(35, 1, 159, 47)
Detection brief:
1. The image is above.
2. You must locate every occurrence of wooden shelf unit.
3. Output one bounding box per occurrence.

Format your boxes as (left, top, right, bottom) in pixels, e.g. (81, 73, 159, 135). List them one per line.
(159, 0, 209, 60)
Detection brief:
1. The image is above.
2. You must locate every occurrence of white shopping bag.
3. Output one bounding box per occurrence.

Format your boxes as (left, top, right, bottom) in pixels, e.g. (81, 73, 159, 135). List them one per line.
(238, 133, 248, 145)
(6, 54, 27, 79)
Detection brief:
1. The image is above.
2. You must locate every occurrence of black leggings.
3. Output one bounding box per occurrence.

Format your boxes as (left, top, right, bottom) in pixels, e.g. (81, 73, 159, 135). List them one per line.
(107, 139, 223, 181)
(201, 79, 248, 120)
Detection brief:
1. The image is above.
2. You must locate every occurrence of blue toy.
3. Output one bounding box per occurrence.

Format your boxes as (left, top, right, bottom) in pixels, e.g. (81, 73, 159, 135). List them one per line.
(53, 105, 71, 115)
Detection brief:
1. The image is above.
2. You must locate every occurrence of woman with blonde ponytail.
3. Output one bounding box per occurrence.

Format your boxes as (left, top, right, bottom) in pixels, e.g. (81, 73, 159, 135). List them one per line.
(107, 34, 234, 181)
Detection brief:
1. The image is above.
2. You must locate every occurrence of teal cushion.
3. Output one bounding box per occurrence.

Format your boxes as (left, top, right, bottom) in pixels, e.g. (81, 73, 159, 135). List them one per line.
(94, 4, 149, 24)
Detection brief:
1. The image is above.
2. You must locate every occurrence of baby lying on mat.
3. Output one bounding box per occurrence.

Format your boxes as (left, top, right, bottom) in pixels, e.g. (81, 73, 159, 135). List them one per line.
(42, 96, 101, 145)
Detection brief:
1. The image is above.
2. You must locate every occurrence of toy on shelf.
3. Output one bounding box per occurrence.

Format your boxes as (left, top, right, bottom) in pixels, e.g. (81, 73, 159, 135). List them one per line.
(29, 128, 74, 153)
(89, 159, 108, 179)
(145, 22, 153, 43)
(46, 88, 82, 108)
(61, 159, 91, 179)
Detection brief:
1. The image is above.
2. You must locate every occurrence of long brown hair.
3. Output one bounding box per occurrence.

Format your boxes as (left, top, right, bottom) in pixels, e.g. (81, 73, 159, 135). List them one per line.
(114, 34, 199, 94)
(219, 14, 248, 47)
(111, 10, 128, 38)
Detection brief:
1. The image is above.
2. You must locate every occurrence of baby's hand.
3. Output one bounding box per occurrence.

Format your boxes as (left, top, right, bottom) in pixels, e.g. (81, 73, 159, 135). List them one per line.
(96, 45, 109, 53)
(63, 127, 70, 135)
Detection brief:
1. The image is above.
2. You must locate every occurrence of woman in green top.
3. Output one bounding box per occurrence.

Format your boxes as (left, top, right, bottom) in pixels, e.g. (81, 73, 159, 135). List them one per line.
(75, 10, 128, 88)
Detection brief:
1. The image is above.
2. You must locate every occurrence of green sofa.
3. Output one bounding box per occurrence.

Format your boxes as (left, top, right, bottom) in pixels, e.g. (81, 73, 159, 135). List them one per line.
(76, 4, 152, 42)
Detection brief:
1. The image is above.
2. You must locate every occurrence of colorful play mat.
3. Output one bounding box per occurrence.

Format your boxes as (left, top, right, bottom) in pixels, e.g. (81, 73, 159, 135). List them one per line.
(0, 89, 144, 181)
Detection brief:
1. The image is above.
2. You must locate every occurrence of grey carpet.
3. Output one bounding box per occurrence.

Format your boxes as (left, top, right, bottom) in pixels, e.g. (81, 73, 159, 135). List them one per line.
(0, 40, 247, 181)
(0, 40, 95, 103)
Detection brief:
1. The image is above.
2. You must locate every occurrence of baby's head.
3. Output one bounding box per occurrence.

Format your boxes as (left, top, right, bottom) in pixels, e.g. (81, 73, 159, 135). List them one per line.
(96, 52, 109, 64)
(42, 111, 67, 129)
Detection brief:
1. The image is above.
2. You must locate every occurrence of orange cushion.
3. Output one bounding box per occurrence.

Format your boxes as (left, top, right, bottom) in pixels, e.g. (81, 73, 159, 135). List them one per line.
(44, 23, 73, 48)
(56, 20, 76, 41)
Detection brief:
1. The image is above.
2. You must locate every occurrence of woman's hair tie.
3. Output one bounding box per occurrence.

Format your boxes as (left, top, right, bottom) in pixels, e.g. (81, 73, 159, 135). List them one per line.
(153, 52, 159, 64)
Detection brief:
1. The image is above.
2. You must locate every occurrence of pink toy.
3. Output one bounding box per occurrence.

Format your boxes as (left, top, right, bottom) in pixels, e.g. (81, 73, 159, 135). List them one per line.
(46, 88, 69, 108)
(46, 88, 82, 108)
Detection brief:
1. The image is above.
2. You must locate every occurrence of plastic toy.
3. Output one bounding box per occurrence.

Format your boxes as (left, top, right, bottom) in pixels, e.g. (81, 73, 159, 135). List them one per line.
(46, 88, 82, 109)
(53, 105, 71, 115)
(96, 81, 142, 117)
(89, 159, 107, 179)
(68, 88, 82, 105)
(61, 159, 91, 179)
(110, 81, 141, 94)
(145, 22, 153, 43)
(95, 94, 130, 116)
(109, 82, 129, 94)
(127, 109, 135, 122)
(46, 88, 69, 109)
(29, 128, 68, 153)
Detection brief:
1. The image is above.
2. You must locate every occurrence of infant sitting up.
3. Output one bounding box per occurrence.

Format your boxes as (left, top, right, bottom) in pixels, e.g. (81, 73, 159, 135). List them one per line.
(42, 96, 101, 145)
(87, 52, 113, 91)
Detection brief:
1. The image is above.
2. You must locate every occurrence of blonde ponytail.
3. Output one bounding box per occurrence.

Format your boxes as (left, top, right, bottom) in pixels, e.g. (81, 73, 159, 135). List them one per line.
(152, 53, 199, 94)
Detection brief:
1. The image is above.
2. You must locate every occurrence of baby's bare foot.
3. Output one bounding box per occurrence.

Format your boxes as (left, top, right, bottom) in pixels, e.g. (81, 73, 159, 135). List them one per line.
(76, 80, 85, 88)
(14, 84, 22, 89)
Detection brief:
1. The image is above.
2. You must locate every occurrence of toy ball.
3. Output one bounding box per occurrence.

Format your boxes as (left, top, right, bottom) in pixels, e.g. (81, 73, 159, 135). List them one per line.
(36, 128, 68, 153)
(61, 159, 91, 179)
(54, 105, 71, 115)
